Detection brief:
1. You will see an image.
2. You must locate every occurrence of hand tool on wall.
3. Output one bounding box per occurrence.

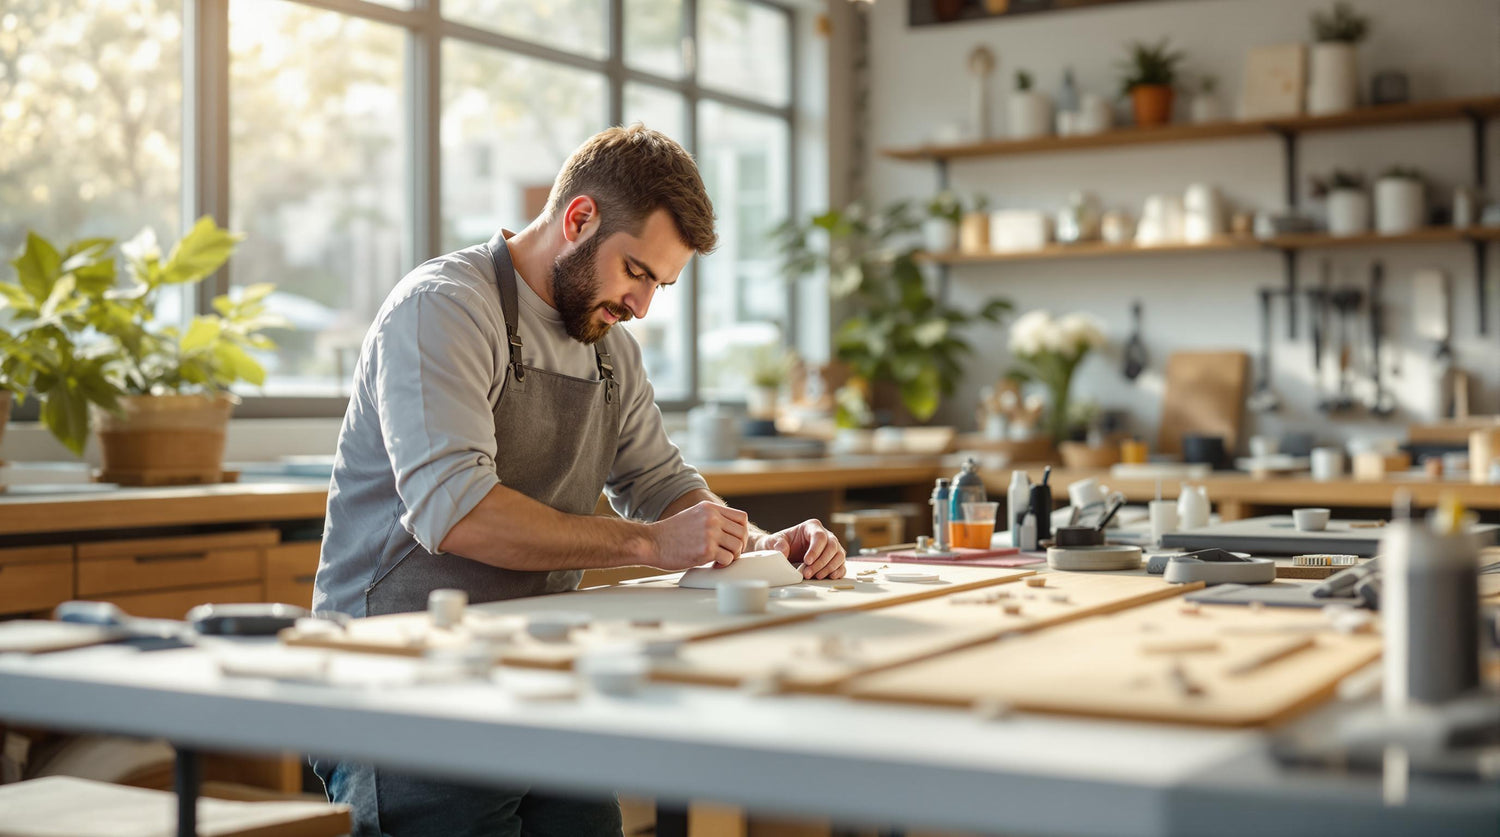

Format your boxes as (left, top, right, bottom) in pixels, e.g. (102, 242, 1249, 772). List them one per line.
(1122, 300, 1148, 380)
(1309, 259, 1331, 411)
(1368, 261, 1395, 416)
(1247, 288, 1282, 413)
(1328, 285, 1363, 413)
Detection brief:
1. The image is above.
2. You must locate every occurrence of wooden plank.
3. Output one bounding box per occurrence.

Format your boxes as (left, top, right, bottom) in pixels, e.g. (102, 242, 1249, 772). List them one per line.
(0, 485, 327, 536)
(916, 237, 1261, 265)
(77, 530, 279, 560)
(845, 597, 1382, 727)
(1157, 351, 1249, 457)
(0, 561, 74, 616)
(651, 573, 1193, 693)
(280, 561, 1031, 669)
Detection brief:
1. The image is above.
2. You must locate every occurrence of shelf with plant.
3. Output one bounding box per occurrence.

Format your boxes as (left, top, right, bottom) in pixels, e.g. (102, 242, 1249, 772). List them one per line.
(1, 217, 287, 481)
(774, 202, 1011, 428)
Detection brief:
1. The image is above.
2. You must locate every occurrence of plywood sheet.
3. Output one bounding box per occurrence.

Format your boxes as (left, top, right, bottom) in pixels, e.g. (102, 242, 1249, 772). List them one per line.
(1157, 350, 1249, 456)
(281, 561, 1029, 669)
(845, 596, 1381, 727)
(651, 573, 1193, 693)
(1162, 515, 1499, 557)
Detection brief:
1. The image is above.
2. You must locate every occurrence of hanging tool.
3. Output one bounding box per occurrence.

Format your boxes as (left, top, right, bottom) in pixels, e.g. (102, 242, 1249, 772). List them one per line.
(1309, 259, 1331, 411)
(1122, 300, 1148, 381)
(1328, 285, 1364, 413)
(1368, 261, 1395, 417)
(1247, 288, 1282, 413)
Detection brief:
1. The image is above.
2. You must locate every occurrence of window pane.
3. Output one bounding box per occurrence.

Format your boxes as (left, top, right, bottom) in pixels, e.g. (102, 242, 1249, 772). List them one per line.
(622, 262, 690, 402)
(699, 0, 788, 107)
(229, 0, 406, 396)
(441, 42, 607, 249)
(623, 83, 685, 149)
(0, 1, 181, 261)
(624, 0, 683, 78)
(696, 101, 789, 398)
(445, 0, 606, 60)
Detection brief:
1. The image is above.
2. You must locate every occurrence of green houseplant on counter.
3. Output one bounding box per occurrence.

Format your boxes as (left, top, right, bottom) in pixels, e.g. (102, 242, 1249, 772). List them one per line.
(1006, 309, 1106, 445)
(1117, 38, 1185, 128)
(0, 217, 287, 482)
(774, 201, 1011, 427)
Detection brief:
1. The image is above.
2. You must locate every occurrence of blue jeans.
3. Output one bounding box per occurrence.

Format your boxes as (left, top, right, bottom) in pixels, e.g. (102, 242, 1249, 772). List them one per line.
(312, 758, 623, 837)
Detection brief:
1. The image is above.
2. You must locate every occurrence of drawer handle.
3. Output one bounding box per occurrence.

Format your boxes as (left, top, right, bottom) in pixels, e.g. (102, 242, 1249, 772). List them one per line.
(133, 552, 207, 564)
(293, 574, 317, 584)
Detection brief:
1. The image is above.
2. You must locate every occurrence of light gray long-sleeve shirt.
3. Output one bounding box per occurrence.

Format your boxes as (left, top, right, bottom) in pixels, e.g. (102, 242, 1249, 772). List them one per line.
(314, 239, 707, 617)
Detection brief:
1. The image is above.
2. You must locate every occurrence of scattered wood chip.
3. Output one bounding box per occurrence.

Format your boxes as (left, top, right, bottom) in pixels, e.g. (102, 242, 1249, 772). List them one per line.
(1025, 577, 1047, 588)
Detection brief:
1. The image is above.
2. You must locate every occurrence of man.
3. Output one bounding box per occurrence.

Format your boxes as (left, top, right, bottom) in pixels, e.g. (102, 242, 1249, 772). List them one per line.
(313, 124, 846, 836)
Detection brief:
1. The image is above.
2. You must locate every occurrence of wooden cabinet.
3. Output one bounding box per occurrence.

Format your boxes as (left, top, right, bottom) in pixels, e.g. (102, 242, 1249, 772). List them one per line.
(76, 531, 276, 597)
(98, 583, 266, 620)
(264, 543, 320, 608)
(0, 546, 74, 616)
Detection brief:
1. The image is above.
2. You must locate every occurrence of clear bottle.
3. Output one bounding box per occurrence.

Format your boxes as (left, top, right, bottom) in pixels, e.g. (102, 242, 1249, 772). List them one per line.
(930, 478, 952, 551)
(1007, 470, 1031, 547)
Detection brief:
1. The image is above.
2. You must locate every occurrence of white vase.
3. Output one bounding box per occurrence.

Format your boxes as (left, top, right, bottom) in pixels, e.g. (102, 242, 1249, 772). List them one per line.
(1008, 91, 1053, 140)
(1182, 183, 1223, 244)
(1327, 188, 1371, 236)
(921, 218, 959, 254)
(1375, 177, 1425, 234)
(1176, 483, 1210, 530)
(1190, 93, 1223, 124)
(1077, 93, 1113, 134)
(1308, 42, 1359, 116)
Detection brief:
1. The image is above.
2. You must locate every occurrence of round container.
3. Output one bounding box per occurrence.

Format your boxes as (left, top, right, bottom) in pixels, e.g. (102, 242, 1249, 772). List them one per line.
(1053, 526, 1105, 547)
(1293, 508, 1331, 532)
(427, 588, 468, 629)
(717, 580, 770, 615)
(576, 653, 650, 696)
(526, 611, 592, 642)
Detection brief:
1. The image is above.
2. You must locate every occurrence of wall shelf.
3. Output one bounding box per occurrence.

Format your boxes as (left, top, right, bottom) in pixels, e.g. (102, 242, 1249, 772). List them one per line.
(882, 96, 1500, 162)
(917, 227, 1500, 266)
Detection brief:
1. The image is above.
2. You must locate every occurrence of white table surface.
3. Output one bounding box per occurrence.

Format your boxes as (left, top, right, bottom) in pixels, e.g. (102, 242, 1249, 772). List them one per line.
(0, 636, 1494, 835)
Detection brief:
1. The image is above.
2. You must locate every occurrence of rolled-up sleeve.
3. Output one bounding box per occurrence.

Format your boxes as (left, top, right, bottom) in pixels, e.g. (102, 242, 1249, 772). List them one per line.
(605, 335, 708, 522)
(372, 289, 503, 553)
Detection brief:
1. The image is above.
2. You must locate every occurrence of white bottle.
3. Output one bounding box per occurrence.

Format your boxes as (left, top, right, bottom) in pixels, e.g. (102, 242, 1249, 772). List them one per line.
(1177, 483, 1210, 530)
(1008, 471, 1032, 548)
(1018, 511, 1038, 552)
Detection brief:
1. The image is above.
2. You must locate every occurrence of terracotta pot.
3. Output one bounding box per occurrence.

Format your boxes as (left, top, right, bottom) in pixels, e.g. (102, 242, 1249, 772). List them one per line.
(0, 390, 11, 456)
(1130, 85, 1174, 127)
(95, 393, 236, 486)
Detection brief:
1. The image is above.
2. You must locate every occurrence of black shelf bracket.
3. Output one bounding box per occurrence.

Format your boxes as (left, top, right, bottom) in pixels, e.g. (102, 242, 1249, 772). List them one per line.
(1467, 108, 1488, 190)
(1475, 238, 1490, 336)
(1281, 248, 1298, 338)
(935, 158, 950, 192)
(1277, 129, 1298, 208)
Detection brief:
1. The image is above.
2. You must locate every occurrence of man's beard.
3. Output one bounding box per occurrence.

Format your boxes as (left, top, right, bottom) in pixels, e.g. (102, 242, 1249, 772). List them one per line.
(552, 233, 632, 345)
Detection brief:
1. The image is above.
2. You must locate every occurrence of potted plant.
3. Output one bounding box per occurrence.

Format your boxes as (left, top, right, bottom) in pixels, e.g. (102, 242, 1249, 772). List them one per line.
(1117, 39, 1185, 128)
(1006, 309, 1107, 446)
(1008, 70, 1053, 140)
(1, 218, 287, 482)
(1308, 2, 1370, 116)
(1189, 75, 1223, 124)
(922, 191, 963, 254)
(774, 202, 1011, 428)
(746, 343, 793, 420)
(1374, 166, 1425, 234)
(1311, 169, 1370, 236)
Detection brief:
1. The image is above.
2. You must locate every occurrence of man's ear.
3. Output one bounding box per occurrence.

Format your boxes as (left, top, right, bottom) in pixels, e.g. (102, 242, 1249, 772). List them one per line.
(562, 195, 599, 244)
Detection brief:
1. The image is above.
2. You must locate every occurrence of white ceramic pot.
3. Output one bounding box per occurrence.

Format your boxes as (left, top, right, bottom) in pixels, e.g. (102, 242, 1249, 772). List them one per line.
(1190, 93, 1223, 124)
(1308, 42, 1359, 116)
(1007, 91, 1053, 140)
(1182, 183, 1223, 244)
(1375, 177, 1425, 235)
(687, 402, 741, 461)
(921, 218, 959, 253)
(1327, 188, 1371, 236)
(746, 386, 779, 420)
(1077, 94, 1113, 135)
(1310, 447, 1345, 481)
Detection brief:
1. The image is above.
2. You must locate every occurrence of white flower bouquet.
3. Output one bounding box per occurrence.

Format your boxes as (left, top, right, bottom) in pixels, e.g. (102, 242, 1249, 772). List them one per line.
(1007, 310, 1107, 442)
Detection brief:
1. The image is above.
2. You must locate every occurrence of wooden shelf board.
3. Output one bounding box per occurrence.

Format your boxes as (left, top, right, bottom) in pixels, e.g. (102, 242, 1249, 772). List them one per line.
(882, 95, 1500, 162)
(919, 227, 1499, 266)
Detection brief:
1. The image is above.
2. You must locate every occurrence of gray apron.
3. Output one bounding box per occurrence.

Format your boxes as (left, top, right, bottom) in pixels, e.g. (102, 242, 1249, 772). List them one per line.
(365, 231, 622, 616)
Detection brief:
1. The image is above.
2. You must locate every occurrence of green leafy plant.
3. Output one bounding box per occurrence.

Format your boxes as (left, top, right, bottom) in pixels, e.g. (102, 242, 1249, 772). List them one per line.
(925, 191, 963, 225)
(1310, 168, 1366, 197)
(1312, 2, 1370, 43)
(0, 217, 286, 454)
(748, 343, 794, 388)
(1380, 165, 1423, 181)
(1015, 70, 1034, 92)
(773, 202, 1011, 426)
(1116, 38, 1186, 97)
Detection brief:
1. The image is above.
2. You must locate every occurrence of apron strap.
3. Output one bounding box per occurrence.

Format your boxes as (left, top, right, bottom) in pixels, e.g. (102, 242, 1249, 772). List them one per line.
(487, 234, 527, 383)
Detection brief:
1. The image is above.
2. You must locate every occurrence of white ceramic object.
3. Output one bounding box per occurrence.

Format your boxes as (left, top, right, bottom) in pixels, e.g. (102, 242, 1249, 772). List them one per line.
(1294, 508, 1332, 532)
(831, 428, 874, 456)
(1249, 435, 1279, 459)
(922, 218, 959, 253)
(526, 611, 592, 642)
(1077, 93, 1113, 134)
(679, 550, 803, 589)
(1182, 183, 1223, 244)
(1375, 177, 1425, 235)
(687, 402, 741, 462)
(427, 589, 467, 629)
(1176, 484, 1211, 530)
(1149, 499, 1179, 546)
(1453, 186, 1478, 228)
(1311, 447, 1345, 481)
(1008, 90, 1053, 140)
(884, 570, 940, 583)
(1307, 42, 1358, 116)
(1327, 189, 1371, 236)
(576, 653, 650, 696)
(990, 210, 1051, 252)
(1190, 93, 1223, 124)
(716, 579, 771, 615)
(871, 426, 905, 454)
(1136, 194, 1185, 246)
(1100, 210, 1134, 244)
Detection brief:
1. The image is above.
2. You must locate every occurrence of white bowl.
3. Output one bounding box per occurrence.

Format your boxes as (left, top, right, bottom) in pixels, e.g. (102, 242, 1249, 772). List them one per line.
(575, 653, 650, 696)
(526, 611, 592, 642)
(1293, 508, 1331, 532)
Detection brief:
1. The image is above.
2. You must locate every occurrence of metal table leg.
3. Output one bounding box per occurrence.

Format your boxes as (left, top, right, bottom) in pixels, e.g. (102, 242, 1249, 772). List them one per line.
(174, 746, 200, 837)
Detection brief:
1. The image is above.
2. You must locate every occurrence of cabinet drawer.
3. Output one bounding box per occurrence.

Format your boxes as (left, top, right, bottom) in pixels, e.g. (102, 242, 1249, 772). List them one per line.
(265, 543, 320, 608)
(0, 546, 74, 616)
(100, 583, 264, 620)
(77, 531, 276, 596)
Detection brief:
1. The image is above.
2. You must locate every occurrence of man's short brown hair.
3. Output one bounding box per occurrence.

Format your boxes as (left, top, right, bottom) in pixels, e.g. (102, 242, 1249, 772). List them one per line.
(544, 124, 718, 255)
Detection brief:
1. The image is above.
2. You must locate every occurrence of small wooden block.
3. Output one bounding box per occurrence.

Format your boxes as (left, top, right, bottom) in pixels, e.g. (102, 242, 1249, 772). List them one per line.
(1025, 577, 1047, 588)
(1002, 603, 1022, 615)
(1140, 638, 1220, 655)
(831, 582, 855, 590)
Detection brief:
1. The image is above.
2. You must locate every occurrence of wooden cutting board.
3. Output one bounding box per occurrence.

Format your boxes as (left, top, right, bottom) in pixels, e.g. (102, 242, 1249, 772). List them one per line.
(1156, 350, 1249, 457)
(844, 595, 1381, 727)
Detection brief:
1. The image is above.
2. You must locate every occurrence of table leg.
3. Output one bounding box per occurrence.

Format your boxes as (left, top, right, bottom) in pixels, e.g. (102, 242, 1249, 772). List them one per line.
(174, 746, 200, 837)
(656, 802, 688, 837)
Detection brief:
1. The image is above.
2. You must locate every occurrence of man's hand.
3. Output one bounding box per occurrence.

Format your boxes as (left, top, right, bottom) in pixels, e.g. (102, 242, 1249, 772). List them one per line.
(753, 520, 847, 579)
(647, 501, 749, 571)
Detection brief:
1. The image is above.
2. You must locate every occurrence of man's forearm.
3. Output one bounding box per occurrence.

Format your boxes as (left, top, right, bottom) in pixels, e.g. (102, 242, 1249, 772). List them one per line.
(438, 484, 656, 571)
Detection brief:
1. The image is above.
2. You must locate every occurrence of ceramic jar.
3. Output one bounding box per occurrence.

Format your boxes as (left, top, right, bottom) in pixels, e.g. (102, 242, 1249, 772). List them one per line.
(1375, 177, 1425, 234)
(1327, 188, 1371, 236)
(1308, 42, 1359, 115)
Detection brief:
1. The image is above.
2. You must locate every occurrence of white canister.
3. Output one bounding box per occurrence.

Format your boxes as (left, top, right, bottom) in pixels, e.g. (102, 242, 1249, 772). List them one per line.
(1077, 93, 1113, 135)
(1176, 484, 1211, 530)
(1190, 93, 1223, 124)
(1008, 91, 1053, 140)
(687, 402, 741, 462)
(1182, 183, 1223, 244)
(1100, 210, 1134, 245)
(1375, 177, 1425, 235)
(1310, 446, 1345, 481)
(1327, 189, 1371, 236)
(921, 217, 959, 253)
(1149, 499, 1178, 546)
(1307, 42, 1359, 116)
(1453, 187, 1478, 229)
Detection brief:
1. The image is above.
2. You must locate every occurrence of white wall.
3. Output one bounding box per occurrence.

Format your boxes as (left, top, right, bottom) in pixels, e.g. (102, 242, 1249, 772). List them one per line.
(865, 0, 1499, 449)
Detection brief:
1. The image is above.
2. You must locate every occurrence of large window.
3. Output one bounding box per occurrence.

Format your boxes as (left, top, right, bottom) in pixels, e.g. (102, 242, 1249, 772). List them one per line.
(4, 0, 798, 412)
